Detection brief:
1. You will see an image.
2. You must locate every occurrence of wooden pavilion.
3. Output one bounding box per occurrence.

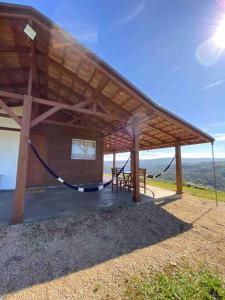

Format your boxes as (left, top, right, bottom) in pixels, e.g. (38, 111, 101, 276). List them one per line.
(0, 3, 214, 224)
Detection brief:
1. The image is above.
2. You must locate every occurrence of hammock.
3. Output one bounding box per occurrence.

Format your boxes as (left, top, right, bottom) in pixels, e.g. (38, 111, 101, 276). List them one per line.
(29, 140, 131, 192)
(147, 156, 175, 179)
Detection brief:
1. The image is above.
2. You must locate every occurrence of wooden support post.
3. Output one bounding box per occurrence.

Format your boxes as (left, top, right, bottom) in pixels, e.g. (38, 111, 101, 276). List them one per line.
(11, 95, 33, 224)
(101, 138, 104, 182)
(113, 152, 116, 169)
(130, 150, 133, 174)
(132, 121, 140, 202)
(175, 141, 183, 194)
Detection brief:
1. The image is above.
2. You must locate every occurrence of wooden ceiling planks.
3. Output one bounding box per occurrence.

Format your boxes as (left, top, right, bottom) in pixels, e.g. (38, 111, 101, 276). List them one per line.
(0, 3, 214, 154)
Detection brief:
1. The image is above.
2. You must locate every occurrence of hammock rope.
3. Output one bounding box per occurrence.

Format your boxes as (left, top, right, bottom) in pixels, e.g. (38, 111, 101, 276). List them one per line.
(211, 141, 218, 207)
(29, 140, 131, 192)
(147, 156, 175, 179)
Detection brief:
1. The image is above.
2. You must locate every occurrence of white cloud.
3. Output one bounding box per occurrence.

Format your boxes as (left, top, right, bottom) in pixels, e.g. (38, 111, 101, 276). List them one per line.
(203, 79, 225, 90)
(214, 133, 225, 142)
(109, 1, 145, 31)
(121, 1, 145, 24)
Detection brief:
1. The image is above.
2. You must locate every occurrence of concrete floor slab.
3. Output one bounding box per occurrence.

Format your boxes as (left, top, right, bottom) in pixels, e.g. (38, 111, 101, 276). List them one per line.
(0, 185, 178, 226)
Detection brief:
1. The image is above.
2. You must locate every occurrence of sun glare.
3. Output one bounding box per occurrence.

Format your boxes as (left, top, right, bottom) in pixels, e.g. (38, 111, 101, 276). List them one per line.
(213, 16, 225, 49)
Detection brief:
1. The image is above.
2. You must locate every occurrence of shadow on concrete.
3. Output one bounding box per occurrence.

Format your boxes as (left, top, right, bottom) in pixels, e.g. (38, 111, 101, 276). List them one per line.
(0, 187, 191, 296)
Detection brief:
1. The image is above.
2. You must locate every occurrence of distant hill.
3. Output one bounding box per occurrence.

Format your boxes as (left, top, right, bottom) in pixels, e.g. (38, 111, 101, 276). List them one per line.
(104, 158, 225, 191)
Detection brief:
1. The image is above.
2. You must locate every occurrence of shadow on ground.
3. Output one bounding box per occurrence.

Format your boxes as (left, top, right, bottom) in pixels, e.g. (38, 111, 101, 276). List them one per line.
(0, 197, 191, 296)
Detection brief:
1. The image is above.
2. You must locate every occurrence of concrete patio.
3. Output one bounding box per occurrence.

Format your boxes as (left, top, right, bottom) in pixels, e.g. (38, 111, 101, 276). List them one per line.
(0, 184, 178, 226)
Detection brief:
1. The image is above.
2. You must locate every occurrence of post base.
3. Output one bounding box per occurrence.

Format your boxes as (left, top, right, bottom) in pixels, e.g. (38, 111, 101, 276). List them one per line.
(11, 215, 23, 225)
(132, 197, 141, 202)
(176, 191, 183, 195)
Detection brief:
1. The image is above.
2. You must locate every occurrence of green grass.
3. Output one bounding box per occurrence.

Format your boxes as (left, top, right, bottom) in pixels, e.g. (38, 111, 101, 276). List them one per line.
(124, 263, 225, 300)
(146, 179, 225, 203)
(104, 173, 225, 202)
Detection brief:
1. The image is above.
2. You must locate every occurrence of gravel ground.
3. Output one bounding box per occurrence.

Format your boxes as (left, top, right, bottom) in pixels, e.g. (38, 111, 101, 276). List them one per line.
(0, 193, 225, 300)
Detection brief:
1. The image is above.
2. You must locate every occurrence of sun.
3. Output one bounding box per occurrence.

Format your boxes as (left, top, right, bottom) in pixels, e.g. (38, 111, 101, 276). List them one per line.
(213, 16, 225, 49)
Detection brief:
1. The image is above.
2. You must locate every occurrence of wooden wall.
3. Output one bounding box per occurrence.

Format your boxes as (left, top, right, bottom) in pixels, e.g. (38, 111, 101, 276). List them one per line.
(27, 124, 104, 186)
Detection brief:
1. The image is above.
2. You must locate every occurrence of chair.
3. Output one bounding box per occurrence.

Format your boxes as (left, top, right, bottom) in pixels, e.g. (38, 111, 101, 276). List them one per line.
(139, 168, 147, 194)
(123, 168, 147, 194)
(111, 168, 126, 191)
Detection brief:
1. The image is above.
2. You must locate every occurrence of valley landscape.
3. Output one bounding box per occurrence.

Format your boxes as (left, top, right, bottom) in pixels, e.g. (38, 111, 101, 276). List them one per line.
(104, 158, 225, 191)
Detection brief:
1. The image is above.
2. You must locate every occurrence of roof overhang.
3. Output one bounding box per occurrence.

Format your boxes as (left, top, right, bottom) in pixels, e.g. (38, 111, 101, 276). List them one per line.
(0, 2, 214, 154)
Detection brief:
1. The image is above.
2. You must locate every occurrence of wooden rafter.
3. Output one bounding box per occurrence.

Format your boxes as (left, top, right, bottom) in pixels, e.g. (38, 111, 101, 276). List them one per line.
(67, 58, 83, 100)
(0, 98, 21, 126)
(37, 63, 130, 122)
(30, 106, 60, 128)
(93, 76, 109, 99)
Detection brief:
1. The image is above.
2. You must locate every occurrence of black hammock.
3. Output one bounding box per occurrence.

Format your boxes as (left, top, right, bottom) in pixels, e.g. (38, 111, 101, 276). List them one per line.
(29, 140, 131, 193)
(147, 156, 175, 179)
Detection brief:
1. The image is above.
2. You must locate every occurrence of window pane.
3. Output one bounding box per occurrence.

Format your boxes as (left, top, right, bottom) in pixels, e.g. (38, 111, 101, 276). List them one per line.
(71, 139, 96, 160)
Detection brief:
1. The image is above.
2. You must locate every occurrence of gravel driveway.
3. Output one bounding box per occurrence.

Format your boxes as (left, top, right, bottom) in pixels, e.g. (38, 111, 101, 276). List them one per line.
(0, 194, 224, 299)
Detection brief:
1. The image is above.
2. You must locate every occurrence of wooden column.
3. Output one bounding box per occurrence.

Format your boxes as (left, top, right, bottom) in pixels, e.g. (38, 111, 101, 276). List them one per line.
(101, 138, 104, 182)
(130, 150, 133, 174)
(11, 95, 33, 224)
(113, 152, 116, 169)
(175, 141, 183, 194)
(132, 121, 140, 202)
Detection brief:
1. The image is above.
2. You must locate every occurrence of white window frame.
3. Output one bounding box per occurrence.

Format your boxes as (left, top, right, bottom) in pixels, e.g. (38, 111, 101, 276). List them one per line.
(71, 138, 96, 160)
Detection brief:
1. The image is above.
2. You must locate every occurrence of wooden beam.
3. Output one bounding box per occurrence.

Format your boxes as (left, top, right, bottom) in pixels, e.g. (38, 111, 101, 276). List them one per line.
(10, 21, 28, 87)
(132, 120, 140, 202)
(31, 42, 41, 99)
(0, 99, 21, 126)
(38, 66, 130, 120)
(80, 69, 96, 98)
(72, 99, 93, 109)
(36, 53, 130, 116)
(0, 126, 20, 132)
(175, 141, 183, 194)
(0, 67, 28, 74)
(0, 45, 30, 53)
(11, 95, 33, 224)
(0, 90, 24, 100)
(32, 96, 121, 121)
(31, 106, 61, 128)
(43, 120, 103, 133)
(0, 112, 11, 118)
(27, 62, 33, 96)
(93, 77, 109, 99)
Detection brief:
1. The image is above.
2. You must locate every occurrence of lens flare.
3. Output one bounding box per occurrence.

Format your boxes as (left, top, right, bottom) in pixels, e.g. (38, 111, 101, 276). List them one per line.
(213, 16, 225, 49)
(196, 15, 225, 65)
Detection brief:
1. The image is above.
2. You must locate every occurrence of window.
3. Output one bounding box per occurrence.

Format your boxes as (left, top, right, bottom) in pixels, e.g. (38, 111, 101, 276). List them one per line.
(71, 139, 96, 160)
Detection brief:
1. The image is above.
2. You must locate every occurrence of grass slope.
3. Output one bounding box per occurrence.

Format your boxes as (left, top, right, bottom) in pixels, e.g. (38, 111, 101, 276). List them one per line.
(147, 179, 225, 203)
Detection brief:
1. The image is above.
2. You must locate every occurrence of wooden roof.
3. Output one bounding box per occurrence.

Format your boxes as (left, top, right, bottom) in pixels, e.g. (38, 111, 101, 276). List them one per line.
(0, 2, 214, 153)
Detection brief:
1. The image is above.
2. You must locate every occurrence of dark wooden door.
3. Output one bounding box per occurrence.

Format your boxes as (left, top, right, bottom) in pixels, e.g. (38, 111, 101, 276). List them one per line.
(27, 133, 47, 186)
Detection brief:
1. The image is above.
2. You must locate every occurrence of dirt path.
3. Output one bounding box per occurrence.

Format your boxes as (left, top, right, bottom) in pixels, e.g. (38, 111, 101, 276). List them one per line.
(1, 193, 225, 300)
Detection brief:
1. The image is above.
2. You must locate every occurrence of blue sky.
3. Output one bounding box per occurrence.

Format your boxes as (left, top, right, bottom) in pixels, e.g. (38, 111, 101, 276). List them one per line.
(5, 0, 225, 159)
